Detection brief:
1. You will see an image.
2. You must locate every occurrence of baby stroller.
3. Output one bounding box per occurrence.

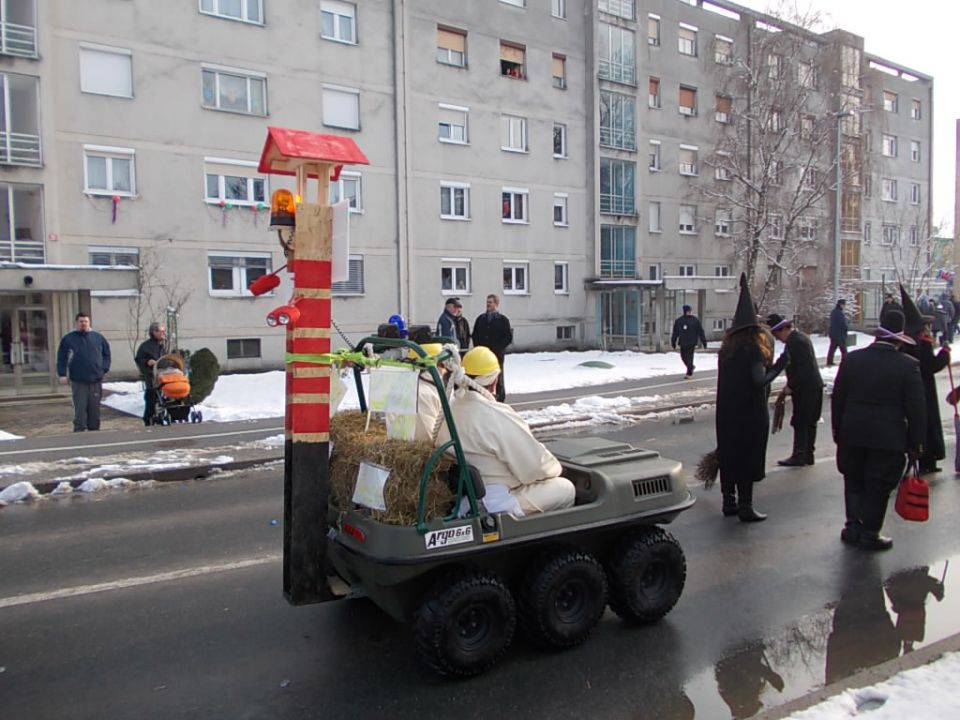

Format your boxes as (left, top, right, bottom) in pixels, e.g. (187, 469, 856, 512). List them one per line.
(152, 353, 202, 425)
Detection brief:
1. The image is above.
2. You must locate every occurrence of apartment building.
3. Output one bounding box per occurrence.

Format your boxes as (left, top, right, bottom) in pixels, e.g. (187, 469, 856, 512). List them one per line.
(0, 0, 933, 394)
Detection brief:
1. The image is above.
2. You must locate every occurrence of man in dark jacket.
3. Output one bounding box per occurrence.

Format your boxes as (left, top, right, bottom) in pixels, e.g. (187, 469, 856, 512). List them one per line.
(826, 299, 848, 367)
(831, 309, 925, 551)
(880, 293, 902, 325)
(436, 297, 471, 351)
(472, 294, 513, 402)
(768, 314, 824, 466)
(56, 312, 112, 432)
(671, 305, 707, 378)
(134, 322, 166, 426)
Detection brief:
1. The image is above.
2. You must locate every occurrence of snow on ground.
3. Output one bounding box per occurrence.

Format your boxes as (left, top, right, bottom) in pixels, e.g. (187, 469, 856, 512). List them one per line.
(785, 651, 960, 719)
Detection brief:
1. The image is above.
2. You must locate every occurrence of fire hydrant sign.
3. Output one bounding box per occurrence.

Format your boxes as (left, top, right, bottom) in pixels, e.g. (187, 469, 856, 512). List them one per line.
(353, 462, 390, 511)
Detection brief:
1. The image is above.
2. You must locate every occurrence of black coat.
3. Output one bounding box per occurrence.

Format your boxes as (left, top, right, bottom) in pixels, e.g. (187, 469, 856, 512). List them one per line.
(135, 337, 165, 387)
(783, 330, 823, 426)
(831, 341, 925, 454)
(716, 334, 786, 485)
(671, 314, 707, 349)
(902, 339, 949, 461)
(472, 312, 513, 360)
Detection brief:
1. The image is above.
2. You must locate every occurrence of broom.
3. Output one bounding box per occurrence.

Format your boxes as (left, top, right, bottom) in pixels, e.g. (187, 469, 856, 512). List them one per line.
(948, 360, 960, 473)
(696, 448, 720, 489)
(772, 390, 787, 434)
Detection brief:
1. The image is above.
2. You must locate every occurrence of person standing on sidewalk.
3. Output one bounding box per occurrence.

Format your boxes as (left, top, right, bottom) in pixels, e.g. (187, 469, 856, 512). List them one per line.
(56, 312, 112, 432)
(768, 314, 824, 467)
(831, 309, 924, 551)
(436, 297, 471, 352)
(826, 299, 849, 367)
(671, 305, 707, 379)
(472, 294, 513, 402)
(134, 322, 166, 426)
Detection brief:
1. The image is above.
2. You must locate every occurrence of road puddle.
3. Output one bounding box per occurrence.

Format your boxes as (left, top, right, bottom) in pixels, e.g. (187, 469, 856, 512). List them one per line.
(681, 558, 956, 718)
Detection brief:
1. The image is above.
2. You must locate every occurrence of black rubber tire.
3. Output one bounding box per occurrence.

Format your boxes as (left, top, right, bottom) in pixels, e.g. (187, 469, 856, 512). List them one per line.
(414, 570, 516, 678)
(518, 550, 607, 649)
(606, 527, 686, 625)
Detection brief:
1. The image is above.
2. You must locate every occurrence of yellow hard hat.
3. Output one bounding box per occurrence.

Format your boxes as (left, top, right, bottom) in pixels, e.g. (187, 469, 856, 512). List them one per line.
(462, 346, 500, 377)
(408, 343, 443, 360)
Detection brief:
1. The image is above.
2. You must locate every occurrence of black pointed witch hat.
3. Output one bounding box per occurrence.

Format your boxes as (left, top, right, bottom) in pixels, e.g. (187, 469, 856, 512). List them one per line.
(730, 273, 759, 333)
(900, 284, 932, 335)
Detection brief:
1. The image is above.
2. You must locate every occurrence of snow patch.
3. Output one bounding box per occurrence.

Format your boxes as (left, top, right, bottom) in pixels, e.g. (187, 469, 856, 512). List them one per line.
(0, 481, 40, 503)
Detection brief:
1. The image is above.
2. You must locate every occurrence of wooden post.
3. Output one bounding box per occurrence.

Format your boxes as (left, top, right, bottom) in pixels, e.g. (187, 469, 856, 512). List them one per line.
(283, 162, 335, 605)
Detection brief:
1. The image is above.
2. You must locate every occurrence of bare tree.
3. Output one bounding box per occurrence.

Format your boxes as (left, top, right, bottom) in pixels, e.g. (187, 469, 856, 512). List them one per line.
(702, 5, 842, 311)
(875, 204, 947, 294)
(126, 246, 194, 356)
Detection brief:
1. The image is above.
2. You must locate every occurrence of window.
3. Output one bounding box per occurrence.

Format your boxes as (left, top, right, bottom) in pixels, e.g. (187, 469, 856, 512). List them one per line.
(678, 265, 695, 277)
(799, 218, 817, 241)
(715, 94, 731, 123)
(503, 261, 529, 294)
(679, 205, 696, 234)
(441, 259, 471, 293)
(910, 182, 921, 205)
(320, 1, 356, 43)
(883, 90, 898, 113)
(767, 54, 782, 80)
(715, 209, 732, 236)
(553, 193, 568, 226)
(208, 252, 271, 297)
(864, 222, 871, 244)
(801, 167, 819, 190)
(769, 110, 782, 133)
(798, 61, 816, 89)
(801, 114, 814, 140)
(715, 265, 731, 277)
(769, 214, 783, 239)
(600, 0, 635, 20)
(911, 99, 922, 120)
(862, 268, 871, 281)
(322, 84, 360, 130)
(501, 114, 527, 152)
(501, 187, 529, 223)
(715, 153, 731, 181)
(204, 158, 267, 206)
(0, 183, 43, 262)
(599, 158, 635, 214)
(678, 146, 698, 176)
(554, 261, 569, 293)
(769, 160, 782, 186)
(200, 0, 262, 24)
(89, 245, 138, 267)
(648, 201, 661, 232)
(598, 24, 636, 85)
(600, 225, 636, 277)
(678, 86, 697, 116)
(712, 319, 726, 332)
(678, 24, 697, 56)
(647, 14, 660, 45)
(910, 140, 920, 163)
(227, 338, 262, 359)
(84, 145, 135, 196)
(882, 178, 897, 202)
(437, 26, 466, 67)
(202, 65, 266, 115)
(648, 264, 660, 281)
(556, 325, 575, 341)
(500, 41, 526, 79)
(332, 254, 365, 295)
(864, 175, 872, 197)
(552, 54, 566, 89)
(438, 103, 468, 144)
(909, 226, 919, 246)
(648, 140, 661, 171)
(881, 224, 899, 246)
(599, 91, 636, 150)
(553, 123, 567, 158)
(328, 171, 362, 211)
(552, 0, 566, 19)
(841, 111, 860, 136)
(646, 77, 661, 109)
(881, 134, 897, 158)
(79, 44, 133, 98)
(715, 36, 733, 64)
(500, 0, 525, 6)
(440, 182, 470, 219)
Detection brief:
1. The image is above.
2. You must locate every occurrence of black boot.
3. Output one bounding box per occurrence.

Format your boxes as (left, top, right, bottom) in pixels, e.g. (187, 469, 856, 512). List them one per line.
(858, 532, 893, 551)
(778, 427, 807, 466)
(737, 480, 767, 522)
(722, 493, 739, 517)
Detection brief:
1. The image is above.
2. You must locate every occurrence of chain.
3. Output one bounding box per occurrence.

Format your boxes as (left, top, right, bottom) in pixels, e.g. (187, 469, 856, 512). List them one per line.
(330, 317, 353, 347)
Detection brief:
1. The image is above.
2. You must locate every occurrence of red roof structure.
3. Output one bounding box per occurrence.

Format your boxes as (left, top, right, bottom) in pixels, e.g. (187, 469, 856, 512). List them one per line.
(258, 126, 369, 181)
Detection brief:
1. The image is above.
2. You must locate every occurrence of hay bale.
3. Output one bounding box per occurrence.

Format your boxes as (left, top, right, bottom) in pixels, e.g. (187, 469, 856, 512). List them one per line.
(330, 411, 454, 525)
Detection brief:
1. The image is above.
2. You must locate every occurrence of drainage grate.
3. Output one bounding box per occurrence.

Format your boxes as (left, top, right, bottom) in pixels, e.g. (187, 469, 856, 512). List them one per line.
(632, 475, 671, 499)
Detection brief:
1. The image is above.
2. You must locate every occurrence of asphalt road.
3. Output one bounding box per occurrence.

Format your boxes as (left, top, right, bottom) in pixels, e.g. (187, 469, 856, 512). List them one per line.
(4, 382, 960, 720)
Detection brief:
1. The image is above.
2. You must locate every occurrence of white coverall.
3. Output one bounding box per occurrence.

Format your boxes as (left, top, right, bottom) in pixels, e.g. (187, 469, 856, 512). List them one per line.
(414, 375, 445, 443)
(436, 389, 576, 514)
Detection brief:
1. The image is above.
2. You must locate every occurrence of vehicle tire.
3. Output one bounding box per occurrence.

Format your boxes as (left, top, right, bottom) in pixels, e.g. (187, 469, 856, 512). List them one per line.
(518, 550, 607, 649)
(606, 527, 686, 625)
(414, 570, 516, 678)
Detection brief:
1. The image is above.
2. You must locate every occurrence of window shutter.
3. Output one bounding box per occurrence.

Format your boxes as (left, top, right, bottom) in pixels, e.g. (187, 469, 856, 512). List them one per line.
(679, 87, 696, 107)
(332, 256, 364, 294)
(649, 77, 659, 94)
(323, 88, 359, 129)
(79, 47, 133, 97)
(500, 43, 525, 63)
(437, 28, 465, 52)
(716, 95, 731, 113)
(552, 55, 565, 77)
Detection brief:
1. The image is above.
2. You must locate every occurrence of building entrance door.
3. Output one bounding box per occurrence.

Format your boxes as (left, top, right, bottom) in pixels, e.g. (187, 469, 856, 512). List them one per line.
(0, 305, 51, 393)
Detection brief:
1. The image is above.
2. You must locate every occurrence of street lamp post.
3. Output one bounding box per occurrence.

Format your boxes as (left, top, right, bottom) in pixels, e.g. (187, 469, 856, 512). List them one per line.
(833, 110, 850, 305)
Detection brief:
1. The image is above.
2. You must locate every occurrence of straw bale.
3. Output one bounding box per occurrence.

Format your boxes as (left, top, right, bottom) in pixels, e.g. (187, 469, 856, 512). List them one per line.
(330, 411, 454, 525)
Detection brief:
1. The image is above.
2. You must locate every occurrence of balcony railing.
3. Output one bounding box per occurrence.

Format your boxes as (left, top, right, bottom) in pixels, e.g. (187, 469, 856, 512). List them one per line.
(600, 259, 636, 278)
(0, 131, 41, 166)
(1, 22, 37, 58)
(599, 126, 636, 150)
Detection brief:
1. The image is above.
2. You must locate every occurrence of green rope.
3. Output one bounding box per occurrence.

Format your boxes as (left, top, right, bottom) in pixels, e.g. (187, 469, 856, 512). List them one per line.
(285, 349, 438, 371)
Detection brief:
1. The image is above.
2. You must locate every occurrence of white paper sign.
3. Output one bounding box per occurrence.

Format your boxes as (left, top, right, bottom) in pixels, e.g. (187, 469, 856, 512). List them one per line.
(385, 412, 417, 441)
(369, 367, 419, 414)
(353, 462, 390, 511)
(331, 200, 351, 283)
(330, 370, 348, 414)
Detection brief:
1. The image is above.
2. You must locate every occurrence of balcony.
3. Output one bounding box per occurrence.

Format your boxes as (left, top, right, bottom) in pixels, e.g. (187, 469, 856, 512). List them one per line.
(0, 73, 41, 167)
(0, 130, 39, 166)
(1, 21, 37, 58)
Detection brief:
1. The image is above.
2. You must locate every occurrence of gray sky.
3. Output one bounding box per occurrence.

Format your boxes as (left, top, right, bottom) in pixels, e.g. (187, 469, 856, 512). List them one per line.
(734, 0, 956, 236)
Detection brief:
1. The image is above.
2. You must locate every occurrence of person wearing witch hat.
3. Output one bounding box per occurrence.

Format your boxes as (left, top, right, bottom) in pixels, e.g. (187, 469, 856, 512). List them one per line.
(831, 308, 925, 551)
(767, 313, 824, 467)
(900, 284, 951, 473)
(715, 274, 788, 521)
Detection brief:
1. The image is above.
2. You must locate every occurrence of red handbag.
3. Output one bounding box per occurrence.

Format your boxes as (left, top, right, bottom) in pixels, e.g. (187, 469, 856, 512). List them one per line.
(895, 461, 929, 522)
